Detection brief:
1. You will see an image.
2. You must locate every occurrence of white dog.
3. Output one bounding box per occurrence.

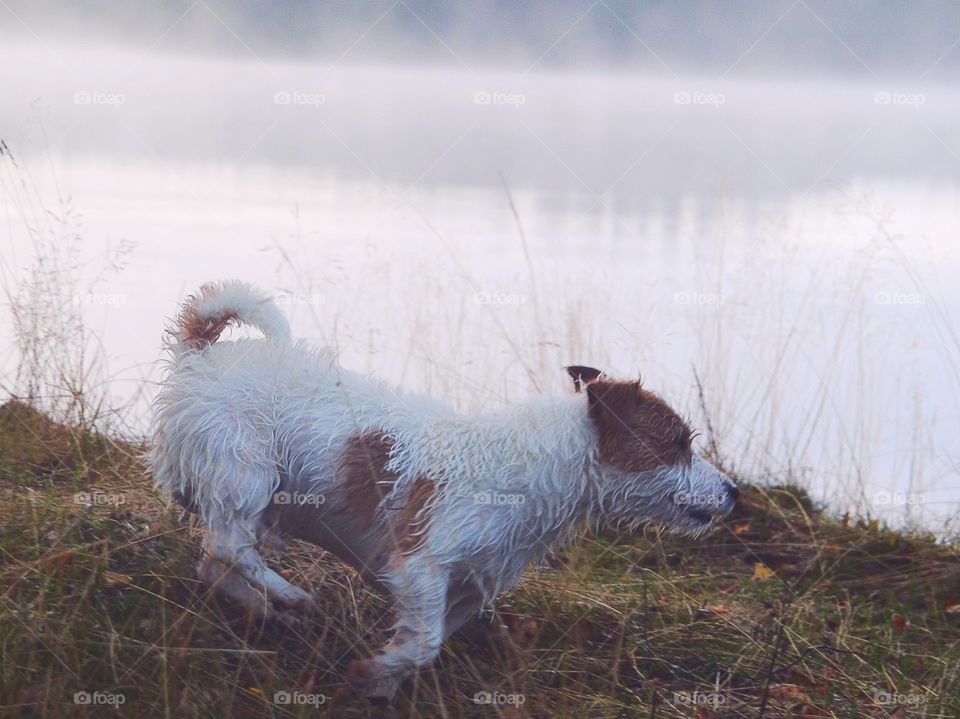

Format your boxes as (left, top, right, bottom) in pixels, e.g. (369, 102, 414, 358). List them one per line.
(147, 281, 737, 699)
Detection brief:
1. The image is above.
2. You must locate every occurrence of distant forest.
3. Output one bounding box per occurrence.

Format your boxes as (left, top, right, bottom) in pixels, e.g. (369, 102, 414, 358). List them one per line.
(4, 0, 958, 76)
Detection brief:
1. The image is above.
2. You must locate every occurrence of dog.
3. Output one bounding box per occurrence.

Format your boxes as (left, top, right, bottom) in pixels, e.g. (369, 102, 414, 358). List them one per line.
(147, 281, 738, 699)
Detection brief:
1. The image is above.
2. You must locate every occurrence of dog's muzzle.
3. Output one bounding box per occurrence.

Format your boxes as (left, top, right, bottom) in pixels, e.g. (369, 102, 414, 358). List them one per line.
(673, 479, 739, 523)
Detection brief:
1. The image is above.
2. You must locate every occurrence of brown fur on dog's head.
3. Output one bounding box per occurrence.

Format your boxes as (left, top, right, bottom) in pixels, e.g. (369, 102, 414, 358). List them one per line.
(567, 366, 693, 474)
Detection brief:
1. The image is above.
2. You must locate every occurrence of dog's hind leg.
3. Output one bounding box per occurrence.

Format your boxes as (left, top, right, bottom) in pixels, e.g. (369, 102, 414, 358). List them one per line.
(202, 516, 316, 614)
(198, 556, 274, 620)
(194, 456, 314, 614)
(256, 519, 287, 555)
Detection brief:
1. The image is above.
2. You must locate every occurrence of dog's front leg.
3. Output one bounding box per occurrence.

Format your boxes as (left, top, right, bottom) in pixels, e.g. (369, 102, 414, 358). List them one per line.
(347, 557, 448, 701)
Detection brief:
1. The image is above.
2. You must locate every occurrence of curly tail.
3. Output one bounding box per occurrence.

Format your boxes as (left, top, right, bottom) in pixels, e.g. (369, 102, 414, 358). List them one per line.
(173, 281, 291, 350)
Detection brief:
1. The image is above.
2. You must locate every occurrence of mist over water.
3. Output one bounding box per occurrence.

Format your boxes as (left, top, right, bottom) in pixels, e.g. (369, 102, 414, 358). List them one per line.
(4, 38, 960, 200)
(1, 12, 959, 532)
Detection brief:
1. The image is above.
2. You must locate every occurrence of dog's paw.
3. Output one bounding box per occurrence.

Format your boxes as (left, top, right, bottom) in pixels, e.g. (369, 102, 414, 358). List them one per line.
(234, 595, 307, 629)
(346, 661, 398, 704)
(273, 584, 317, 614)
(236, 599, 279, 626)
(263, 606, 309, 632)
(366, 679, 400, 706)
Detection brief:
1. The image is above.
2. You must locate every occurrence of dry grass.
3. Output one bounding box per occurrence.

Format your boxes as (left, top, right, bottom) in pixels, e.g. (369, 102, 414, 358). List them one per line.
(1, 401, 958, 718)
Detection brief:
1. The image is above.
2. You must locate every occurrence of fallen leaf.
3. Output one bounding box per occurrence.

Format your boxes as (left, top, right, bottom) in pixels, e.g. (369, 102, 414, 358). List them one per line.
(43, 549, 76, 570)
(944, 604, 960, 614)
(732, 521, 751, 535)
(753, 563, 775, 581)
(892, 614, 908, 632)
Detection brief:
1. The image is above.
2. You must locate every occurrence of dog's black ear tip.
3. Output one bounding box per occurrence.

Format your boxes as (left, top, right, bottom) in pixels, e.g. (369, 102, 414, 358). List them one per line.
(565, 365, 604, 392)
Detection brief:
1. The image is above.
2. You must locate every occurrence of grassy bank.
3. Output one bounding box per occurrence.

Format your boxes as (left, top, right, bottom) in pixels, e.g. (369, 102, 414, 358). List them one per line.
(0, 400, 957, 718)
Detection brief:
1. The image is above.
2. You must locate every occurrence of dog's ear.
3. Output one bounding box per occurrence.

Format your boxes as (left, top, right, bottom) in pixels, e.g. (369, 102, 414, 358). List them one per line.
(586, 380, 640, 430)
(565, 365, 604, 393)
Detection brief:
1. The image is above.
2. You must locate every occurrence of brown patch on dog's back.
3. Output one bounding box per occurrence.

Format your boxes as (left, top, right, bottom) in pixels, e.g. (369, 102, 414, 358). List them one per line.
(390, 476, 437, 554)
(586, 380, 693, 473)
(338, 432, 438, 556)
(337, 432, 399, 527)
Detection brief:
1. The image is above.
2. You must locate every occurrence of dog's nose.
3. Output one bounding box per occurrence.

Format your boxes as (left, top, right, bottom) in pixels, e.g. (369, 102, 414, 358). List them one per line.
(725, 483, 739, 503)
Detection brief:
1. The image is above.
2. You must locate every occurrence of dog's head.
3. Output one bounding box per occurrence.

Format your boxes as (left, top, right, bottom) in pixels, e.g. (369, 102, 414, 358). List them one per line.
(567, 366, 737, 534)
